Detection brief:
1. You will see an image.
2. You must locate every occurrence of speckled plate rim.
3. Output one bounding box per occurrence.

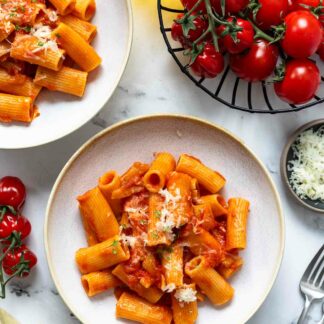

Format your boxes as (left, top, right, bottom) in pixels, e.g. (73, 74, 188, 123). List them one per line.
(280, 119, 324, 214)
(4, 0, 133, 150)
(44, 114, 285, 324)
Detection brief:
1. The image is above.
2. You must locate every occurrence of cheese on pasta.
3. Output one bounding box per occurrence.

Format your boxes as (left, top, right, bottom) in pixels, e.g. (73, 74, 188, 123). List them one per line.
(174, 287, 197, 303)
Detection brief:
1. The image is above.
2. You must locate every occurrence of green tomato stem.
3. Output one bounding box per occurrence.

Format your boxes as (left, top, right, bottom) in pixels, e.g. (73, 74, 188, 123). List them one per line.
(204, 0, 219, 51)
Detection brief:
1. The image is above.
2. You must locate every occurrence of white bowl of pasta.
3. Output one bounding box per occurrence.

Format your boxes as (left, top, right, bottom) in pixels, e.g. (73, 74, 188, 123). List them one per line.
(0, 0, 132, 149)
(45, 115, 285, 324)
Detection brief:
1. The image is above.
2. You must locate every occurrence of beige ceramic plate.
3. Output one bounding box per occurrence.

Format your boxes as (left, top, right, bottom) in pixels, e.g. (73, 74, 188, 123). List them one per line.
(45, 115, 285, 324)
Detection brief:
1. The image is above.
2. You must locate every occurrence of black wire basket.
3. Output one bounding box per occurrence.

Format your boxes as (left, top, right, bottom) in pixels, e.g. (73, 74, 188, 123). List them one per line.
(158, 0, 324, 114)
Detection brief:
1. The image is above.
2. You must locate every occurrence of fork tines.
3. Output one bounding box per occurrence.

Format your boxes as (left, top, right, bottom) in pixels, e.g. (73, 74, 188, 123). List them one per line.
(302, 244, 324, 288)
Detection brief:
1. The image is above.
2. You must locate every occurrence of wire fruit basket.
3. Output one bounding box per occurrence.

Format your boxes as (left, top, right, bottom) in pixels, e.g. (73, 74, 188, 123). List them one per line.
(157, 0, 324, 114)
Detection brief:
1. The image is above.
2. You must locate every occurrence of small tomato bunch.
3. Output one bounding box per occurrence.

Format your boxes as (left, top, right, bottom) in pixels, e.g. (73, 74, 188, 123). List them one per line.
(0, 176, 37, 298)
(171, 0, 323, 105)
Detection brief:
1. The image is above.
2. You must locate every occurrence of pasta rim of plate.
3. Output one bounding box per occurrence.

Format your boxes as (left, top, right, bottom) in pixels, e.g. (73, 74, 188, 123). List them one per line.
(44, 114, 285, 324)
(1, 0, 133, 150)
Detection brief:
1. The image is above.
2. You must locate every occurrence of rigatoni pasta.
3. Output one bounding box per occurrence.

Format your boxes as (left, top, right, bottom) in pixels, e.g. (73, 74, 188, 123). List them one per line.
(74, 152, 250, 323)
(0, 0, 101, 124)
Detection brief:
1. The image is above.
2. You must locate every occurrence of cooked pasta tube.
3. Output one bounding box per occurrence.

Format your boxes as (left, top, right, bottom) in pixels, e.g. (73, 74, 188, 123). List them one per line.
(161, 244, 183, 289)
(0, 22, 14, 42)
(60, 15, 97, 42)
(226, 198, 250, 251)
(176, 154, 226, 193)
(143, 152, 176, 193)
(0, 69, 42, 100)
(185, 256, 234, 306)
(112, 264, 163, 303)
(217, 254, 244, 279)
(147, 193, 170, 246)
(172, 284, 198, 324)
(77, 187, 119, 242)
(75, 235, 129, 274)
(0, 42, 11, 61)
(49, 0, 76, 15)
(34, 66, 88, 97)
(52, 23, 101, 72)
(0, 94, 37, 123)
(116, 292, 172, 324)
(111, 162, 149, 199)
(81, 270, 121, 297)
(198, 194, 228, 217)
(166, 171, 194, 227)
(190, 178, 200, 203)
(98, 170, 121, 216)
(10, 36, 65, 71)
(193, 203, 216, 231)
(184, 228, 223, 267)
(73, 0, 96, 21)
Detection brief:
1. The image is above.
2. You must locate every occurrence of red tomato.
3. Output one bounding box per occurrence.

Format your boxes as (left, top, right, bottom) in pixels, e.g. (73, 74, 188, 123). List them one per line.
(274, 59, 320, 104)
(254, 0, 289, 30)
(0, 177, 26, 211)
(190, 43, 225, 78)
(3, 245, 37, 277)
(171, 14, 207, 47)
(218, 18, 254, 54)
(290, 0, 321, 10)
(229, 39, 279, 81)
(281, 11, 322, 58)
(181, 0, 219, 12)
(0, 212, 31, 241)
(213, 0, 249, 14)
(318, 40, 324, 61)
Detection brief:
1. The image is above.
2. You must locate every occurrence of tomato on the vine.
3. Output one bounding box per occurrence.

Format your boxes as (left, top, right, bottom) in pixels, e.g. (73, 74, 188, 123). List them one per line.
(3, 244, 37, 277)
(229, 39, 279, 81)
(0, 212, 31, 241)
(274, 59, 320, 104)
(171, 14, 207, 47)
(0, 177, 26, 211)
(252, 0, 289, 30)
(190, 43, 224, 78)
(214, 0, 249, 14)
(217, 18, 254, 54)
(281, 10, 322, 58)
(180, 0, 219, 12)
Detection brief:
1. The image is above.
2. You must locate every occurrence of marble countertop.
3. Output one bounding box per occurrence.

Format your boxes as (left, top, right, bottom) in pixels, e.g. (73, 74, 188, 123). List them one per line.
(1, 1, 324, 323)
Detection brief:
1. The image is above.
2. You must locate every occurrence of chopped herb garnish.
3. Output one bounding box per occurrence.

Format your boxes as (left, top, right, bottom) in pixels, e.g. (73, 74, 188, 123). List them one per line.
(139, 219, 147, 225)
(154, 210, 161, 219)
(111, 239, 119, 247)
(152, 231, 159, 239)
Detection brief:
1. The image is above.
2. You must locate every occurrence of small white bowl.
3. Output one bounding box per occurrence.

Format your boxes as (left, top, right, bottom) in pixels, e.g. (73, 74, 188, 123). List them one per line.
(281, 119, 324, 214)
(45, 115, 285, 324)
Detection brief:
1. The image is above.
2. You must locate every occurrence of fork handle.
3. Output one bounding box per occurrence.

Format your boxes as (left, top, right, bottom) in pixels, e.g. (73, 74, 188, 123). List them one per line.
(297, 295, 315, 324)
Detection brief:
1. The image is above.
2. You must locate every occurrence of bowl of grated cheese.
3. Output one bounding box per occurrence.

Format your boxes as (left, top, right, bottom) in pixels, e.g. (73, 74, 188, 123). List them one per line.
(281, 119, 324, 213)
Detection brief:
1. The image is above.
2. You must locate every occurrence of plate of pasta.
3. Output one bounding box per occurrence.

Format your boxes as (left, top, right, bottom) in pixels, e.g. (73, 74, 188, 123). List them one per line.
(45, 115, 285, 324)
(0, 0, 132, 149)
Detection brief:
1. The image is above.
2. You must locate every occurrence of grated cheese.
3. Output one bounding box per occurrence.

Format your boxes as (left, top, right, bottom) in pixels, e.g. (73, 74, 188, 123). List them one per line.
(30, 24, 59, 54)
(120, 234, 137, 248)
(174, 287, 197, 303)
(288, 126, 324, 201)
(162, 283, 176, 293)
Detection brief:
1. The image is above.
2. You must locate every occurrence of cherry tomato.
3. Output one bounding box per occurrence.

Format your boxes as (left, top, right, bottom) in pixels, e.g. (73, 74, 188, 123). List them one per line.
(290, 0, 321, 10)
(0, 177, 26, 211)
(190, 43, 225, 78)
(181, 0, 219, 12)
(217, 18, 254, 54)
(254, 0, 289, 30)
(0, 212, 31, 240)
(229, 39, 279, 81)
(213, 0, 249, 14)
(3, 245, 37, 277)
(281, 11, 322, 58)
(171, 14, 207, 47)
(317, 32, 324, 61)
(274, 59, 320, 104)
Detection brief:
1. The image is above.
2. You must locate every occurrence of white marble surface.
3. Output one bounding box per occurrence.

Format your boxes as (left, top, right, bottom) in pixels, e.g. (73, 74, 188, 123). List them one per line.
(1, 1, 324, 323)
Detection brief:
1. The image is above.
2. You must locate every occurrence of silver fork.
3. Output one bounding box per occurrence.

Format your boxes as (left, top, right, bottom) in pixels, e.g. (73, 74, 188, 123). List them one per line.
(297, 244, 324, 324)
(319, 302, 324, 324)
